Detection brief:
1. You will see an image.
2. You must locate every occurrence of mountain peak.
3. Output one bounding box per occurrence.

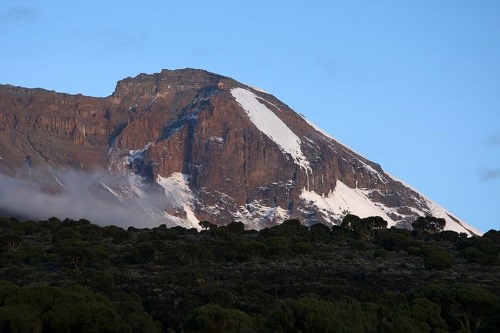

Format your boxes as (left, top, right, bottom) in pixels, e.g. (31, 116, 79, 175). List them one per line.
(112, 68, 229, 98)
(0, 69, 481, 236)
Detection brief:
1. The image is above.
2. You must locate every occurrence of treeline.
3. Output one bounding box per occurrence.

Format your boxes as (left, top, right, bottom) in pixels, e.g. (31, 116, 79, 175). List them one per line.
(0, 215, 499, 332)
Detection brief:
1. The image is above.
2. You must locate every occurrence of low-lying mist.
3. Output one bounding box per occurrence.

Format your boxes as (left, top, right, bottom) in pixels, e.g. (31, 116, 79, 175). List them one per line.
(0, 169, 173, 229)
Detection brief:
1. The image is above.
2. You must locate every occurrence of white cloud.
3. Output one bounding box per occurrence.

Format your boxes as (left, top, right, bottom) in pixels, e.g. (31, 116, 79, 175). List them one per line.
(0, 169, 167, 228)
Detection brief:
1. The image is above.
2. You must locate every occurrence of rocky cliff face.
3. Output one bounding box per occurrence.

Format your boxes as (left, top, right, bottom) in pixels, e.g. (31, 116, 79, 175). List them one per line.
(0, 69, 481, 235)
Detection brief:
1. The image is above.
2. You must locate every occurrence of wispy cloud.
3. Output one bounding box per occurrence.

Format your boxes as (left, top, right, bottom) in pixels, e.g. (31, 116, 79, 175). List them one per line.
(0, 6, 37, 22)
(479, 135, 500, 182)
(0, 169, 170, 228)
(481, 134, 500, 146)
(74, 29, 148, 51)
(479, 168, 500, 182)
(316, 58, 336, 78)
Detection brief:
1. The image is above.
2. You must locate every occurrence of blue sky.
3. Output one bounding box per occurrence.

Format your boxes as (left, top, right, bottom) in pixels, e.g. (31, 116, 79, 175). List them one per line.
(1, 0, 499, 233)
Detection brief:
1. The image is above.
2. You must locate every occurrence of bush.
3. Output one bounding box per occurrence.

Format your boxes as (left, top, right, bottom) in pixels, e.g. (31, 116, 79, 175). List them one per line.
(186, 304, 256, 333)
(266, 237, 291, 256)
(308, 223, 331, 242)
(460, 237, 498, 265)
(412, 216, 446, 235)
(266, 297, 378, 333)
(0, 282, 145, 333)
(374, 249, 388, 259)
(376, 229, 411, 251)
(421, 245, 454, 270)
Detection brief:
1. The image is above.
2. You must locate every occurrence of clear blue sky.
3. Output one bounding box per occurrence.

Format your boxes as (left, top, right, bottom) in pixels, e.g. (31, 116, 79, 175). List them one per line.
(1, 0, 499, 233)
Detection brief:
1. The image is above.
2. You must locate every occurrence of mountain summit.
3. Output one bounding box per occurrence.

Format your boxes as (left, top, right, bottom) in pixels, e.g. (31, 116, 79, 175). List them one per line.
(0, 69, 480, 235)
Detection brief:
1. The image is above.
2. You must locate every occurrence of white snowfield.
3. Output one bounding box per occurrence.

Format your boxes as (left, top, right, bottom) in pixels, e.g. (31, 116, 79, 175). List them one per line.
(422, 196, 482, 235)
(299, 179, 480, 236)
(157, 173, 200, 230)
(236, 201, 289, 230)
(300, 180, 394, 226)
(229, 87, 480, 236)
(299, 117, 482, 236)
(231, 87, 311, 171)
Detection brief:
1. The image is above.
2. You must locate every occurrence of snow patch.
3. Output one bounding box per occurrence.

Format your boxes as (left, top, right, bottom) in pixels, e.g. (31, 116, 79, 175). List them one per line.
(157, 173, 200, 230)
(99, 181, 125, 202)
(300, 115, 479, 234)
(208, 136, 224, 143)
(235, 201, 289, 230)
(384, 172, 481, 236)
(423, 197, 482, 236)
(299, 178, 479, 236)
(128, 143, 152, 164)
(249, 85, 269, 94)
(231, 88, 310, 171)
(300, 180, 395, 226)
(108, 142, 153, 176)
(301, 115, 386, 183)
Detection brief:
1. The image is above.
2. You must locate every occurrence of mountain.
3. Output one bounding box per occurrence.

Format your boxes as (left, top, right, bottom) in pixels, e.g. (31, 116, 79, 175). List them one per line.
(0, 69, 481, 235)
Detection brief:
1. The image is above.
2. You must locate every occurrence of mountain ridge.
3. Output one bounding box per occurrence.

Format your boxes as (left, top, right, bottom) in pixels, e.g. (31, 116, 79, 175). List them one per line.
(0, 68, 481, 235)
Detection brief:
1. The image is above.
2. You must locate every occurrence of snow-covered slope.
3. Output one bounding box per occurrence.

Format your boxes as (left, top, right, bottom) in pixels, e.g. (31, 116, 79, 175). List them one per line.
(300, 180, 395, 226)
(99, 85, 481, 236)
(231, 88, 310, 171)
(299, 179, 480, 235)
(228, 86, 479, 236)
(0, 69, 481, 236)
(157, 173, 200, 230)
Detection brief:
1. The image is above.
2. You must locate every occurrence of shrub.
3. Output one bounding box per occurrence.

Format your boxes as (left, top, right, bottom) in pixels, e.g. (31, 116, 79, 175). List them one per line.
(421, 245, 454, 270)
(460, 237, 498, 265)
(186, 304, 256, 333)
(376, 229, 411, 251)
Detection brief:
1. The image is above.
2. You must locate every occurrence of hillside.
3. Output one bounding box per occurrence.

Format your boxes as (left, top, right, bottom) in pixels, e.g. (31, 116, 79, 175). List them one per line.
(0, 216, 498, 332)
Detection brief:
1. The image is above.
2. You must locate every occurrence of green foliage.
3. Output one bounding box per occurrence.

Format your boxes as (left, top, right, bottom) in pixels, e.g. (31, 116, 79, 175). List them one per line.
(382, 297, 449, 332)
(236, 239, 267, 260)
(266, 236, 292, 256)
(478, 303, 500, 333)
(330, 225, 352, 240)
(259, 219, 309, 239)
(0, 234, 22, 252)
(376, 228, 411, 251)
(342, 215, 388, 241)
(226, 221, 245, 234)
(374, 249, 388, 259)
(186, 304, 256, 333)
(459, 236, 498, 265)
(103, 225, 131, 244)
(433, 230, 461, 242)
(0, 216, 498, 332)
(308, 222, 331, 242)
(267, 297, 378, 333)
(412, 216, 446, 235)
(341, 214, 361, 229)
(199, 220, 216, 230)
(415, 284, 498, 332)
(0, 282, 157, 333)
(483, 229, 500, 245)
(420, 245, 454, 270)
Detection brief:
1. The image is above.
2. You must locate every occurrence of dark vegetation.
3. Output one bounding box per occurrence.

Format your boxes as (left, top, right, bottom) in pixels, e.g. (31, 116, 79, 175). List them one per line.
(0, 214, 499, 332)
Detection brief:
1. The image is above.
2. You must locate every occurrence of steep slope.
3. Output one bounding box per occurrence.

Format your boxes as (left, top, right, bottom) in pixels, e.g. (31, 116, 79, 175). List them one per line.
(0, 69, 481, 235)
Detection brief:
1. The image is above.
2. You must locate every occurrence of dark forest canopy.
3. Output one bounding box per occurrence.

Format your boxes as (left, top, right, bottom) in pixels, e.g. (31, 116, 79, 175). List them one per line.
(0, 215, 499, 332)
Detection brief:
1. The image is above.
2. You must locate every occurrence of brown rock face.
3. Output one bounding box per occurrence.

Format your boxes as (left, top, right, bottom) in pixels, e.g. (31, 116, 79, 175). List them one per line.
(0, 68, 478, 235)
